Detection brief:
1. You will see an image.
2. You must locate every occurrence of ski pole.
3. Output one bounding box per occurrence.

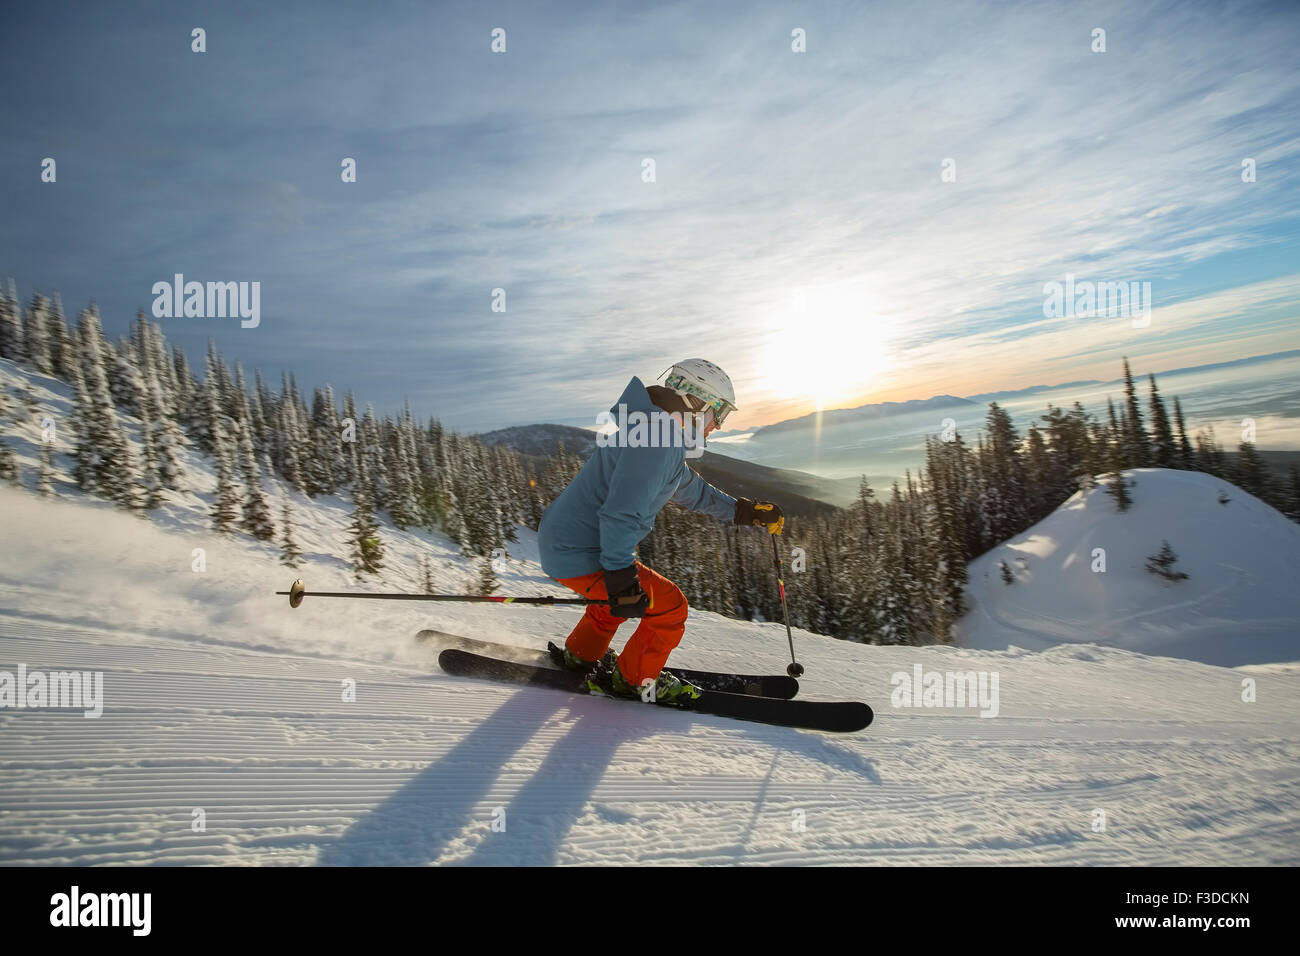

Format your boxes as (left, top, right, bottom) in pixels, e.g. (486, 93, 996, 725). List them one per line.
(277, 579, 603, 609)
(769, 535, 804, 678)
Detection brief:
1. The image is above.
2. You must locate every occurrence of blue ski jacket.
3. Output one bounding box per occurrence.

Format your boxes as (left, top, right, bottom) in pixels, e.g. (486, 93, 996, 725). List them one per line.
(537, 376, 737, 579)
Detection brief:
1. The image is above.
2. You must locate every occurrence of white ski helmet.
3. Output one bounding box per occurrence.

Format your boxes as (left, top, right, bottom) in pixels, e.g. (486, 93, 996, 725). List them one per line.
(660, 358, 738, 428)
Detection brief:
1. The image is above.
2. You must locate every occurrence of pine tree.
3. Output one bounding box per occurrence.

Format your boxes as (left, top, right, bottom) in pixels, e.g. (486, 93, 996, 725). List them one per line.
(1145, 540, 1188, 581)
(73, 306, 140, 509)
(421, 555, 436, 593)
(979, 403, 1028, 543)
(1000, 560, 1014, 585)
(1195, 426, 1227, 477)
(47, 294, 76, 382)
(279, 501, 303, 568)
(136, 389, 163, 511)
(237, 419, 275, 540)
(210, 419, 241, 534)
(384, 415, 420, 529)
(474, 555, 497, 595)
(1121, 358, 1149, 467)
(1106, 469, 1132, 511)
(347, 485, 384, 576)
(307, 385, 340, 496)
(1146, 373, 1175, 467)
(1172, 397, 1194, 468)
(23, 294, 52, 375)
(37, 443, 54, 496)
(1235, 441, 1271, 498)
(143, 359, 186, 491)
(0, 280, 24, 362)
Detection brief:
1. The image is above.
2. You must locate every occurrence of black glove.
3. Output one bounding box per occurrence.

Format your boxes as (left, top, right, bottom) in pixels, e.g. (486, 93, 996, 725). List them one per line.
(603, 565, 649, 618)
(734, 497, 785, 535)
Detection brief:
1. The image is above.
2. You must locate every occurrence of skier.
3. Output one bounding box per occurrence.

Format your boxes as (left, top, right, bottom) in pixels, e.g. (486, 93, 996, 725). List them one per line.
(537, 359, 785, 703)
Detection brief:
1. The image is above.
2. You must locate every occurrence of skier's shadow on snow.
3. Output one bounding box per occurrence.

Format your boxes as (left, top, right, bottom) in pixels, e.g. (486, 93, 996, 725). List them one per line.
(318, 688, 880, 866)
(317, 690, 635, 867)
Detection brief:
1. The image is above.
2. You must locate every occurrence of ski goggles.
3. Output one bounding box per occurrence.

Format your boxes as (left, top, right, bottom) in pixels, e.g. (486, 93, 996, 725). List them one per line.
(664, 373, 736, 428)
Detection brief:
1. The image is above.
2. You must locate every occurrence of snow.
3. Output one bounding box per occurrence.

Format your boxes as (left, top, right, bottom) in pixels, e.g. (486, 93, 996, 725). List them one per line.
(2, 362, 1298, 865)
(959, 469, 1300, 666)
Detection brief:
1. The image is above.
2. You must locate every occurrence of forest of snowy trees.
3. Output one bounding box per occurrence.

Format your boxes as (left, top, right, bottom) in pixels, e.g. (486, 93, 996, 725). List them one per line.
(2, 281, 1298, 646)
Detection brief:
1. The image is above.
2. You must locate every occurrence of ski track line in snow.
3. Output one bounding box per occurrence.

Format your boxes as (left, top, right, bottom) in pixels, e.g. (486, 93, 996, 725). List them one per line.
(4, 615, 1299, 865)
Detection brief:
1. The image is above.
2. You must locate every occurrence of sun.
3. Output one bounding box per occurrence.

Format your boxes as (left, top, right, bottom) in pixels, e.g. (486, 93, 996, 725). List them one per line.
(763, 281, 894, 410)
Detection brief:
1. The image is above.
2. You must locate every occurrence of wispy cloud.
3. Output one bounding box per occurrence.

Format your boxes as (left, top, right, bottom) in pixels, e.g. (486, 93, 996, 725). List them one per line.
(0, 0, 1296, 431)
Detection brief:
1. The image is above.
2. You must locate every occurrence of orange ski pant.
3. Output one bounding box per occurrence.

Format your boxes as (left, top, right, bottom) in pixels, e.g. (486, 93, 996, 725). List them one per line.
(557, 561, 689, 686)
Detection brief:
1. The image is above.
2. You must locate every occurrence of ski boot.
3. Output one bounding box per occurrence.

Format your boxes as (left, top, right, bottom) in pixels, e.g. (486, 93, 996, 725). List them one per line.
(548, 641, 616, 673)
(586, 663, 702, 705)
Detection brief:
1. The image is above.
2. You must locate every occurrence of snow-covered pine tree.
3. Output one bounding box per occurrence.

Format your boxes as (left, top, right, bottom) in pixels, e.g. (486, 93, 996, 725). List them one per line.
(48, 294, 77, 382)
(341, 391, 361, 491)
(307, 385, 340, 496)
(276, 383, 305, 493)
(107, 343, 143, 416)
(205, 340, 233, 418)
(236, 417, 275, 541)
(0, 280, 24, 362)
(142, 359, 186, 491)
(23, 293, 53, 375)
(360, 405, 388, 511)
(135, 366, 163, 511)
(172, 347, 202, 436)
(383, 414, 419, 529)
(70, 372, 98, 494)
(209, 417, 241, 535)
(251, 370, 274, 461)
(74, 306, 140, 510)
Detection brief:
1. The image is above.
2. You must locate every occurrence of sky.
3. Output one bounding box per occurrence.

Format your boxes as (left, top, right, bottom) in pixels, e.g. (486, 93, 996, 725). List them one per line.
(1, 0, 1298, 434)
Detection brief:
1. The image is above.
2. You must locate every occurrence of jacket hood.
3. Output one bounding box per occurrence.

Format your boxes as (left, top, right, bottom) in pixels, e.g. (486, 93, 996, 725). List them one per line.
(609, 376, 659, 417)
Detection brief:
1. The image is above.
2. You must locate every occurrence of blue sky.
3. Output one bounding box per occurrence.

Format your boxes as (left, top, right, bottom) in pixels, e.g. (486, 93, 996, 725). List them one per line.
(1, 0, 1298, 432)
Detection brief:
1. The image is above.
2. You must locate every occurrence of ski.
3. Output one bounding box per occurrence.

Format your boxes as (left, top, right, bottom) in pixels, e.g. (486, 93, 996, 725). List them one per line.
(437, 649, 872, 733)
(416, 629, 799, 699)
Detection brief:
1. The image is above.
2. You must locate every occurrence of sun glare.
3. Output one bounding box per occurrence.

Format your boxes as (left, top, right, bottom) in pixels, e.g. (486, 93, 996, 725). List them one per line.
(763, 282, 894, 410)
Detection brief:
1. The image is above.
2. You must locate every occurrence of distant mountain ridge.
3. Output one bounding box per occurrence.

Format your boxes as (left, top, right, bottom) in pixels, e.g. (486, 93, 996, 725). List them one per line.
(751, 395, 975, 438)
(743, 348, 1299, 438)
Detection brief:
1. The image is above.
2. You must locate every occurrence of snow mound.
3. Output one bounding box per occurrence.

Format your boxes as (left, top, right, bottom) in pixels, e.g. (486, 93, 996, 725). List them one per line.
(959, 468, 1300, 665)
